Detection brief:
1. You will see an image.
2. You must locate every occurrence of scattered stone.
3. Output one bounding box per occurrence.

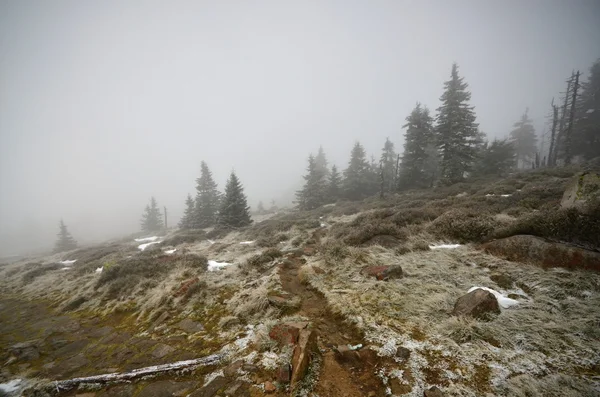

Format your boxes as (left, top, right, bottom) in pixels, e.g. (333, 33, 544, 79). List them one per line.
(242, 363, 259, 373)
(152, 343, 175, 359)
(291, 328, 317, 386)
(268, 322, 307, 346)
(303, 247, 316, 256)
(264, 381, 276, 393)
(277, 363, 291, 383)
(333, 345, 360, 363)
(175, 278, 201, 298)
(9, 340, 40, 361)
(312, 266, 325, 274)
(424, 386, 445, 397)
(223, 360, 243, 377)
(189, 376, 227, 397)
(148, 312, 170, 332)
(96, 384, 136, 397)
(395, 346, 411, 360)
(176, 319, 204, 333)
(452, 289, 500, 318)
(390, 377, 411, 395)
(223, 380, 245, 396)
(361, 265, 403, 281)
(561, 172, 600, 213)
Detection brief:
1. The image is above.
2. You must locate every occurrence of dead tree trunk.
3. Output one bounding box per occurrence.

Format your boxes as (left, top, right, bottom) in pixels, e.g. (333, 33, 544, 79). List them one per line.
(393, 154, 400, 191)
(548, 101, 558, 167)
(554, 75, 573, 165)
(164, 206, 168, 230)
(379, 161, 385, 199)
(564, 71, 580, 165)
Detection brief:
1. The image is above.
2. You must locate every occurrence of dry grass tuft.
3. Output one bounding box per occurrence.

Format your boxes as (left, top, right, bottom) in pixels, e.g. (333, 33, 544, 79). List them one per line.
(429, 209, 499, 243)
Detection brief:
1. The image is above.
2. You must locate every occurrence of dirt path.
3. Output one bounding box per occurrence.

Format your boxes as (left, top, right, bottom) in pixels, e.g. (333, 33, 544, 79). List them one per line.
(278, 231, 387, 397)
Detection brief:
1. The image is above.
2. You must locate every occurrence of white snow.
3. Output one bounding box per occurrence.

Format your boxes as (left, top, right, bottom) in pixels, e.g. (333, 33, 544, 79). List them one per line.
(586, 108, 595, 114)
(500, 194, 512, 197)
(320, 223, 327, 227)
(134, 236, 160, 242)
(59, 259, 77, 265)
(95, 266, 103, 273)
(0, 379, 22, 393)
(468, 286, 520, 309)
(429, 244, 462, 249)
(207, 260, 233, 271)
(138, 241, 160, 251)
(207, 239, 216, 245)
(60, 267, 70, 271)
(239, 241, 255, 245)
(486, 193, 512, 197)
(164, 249, 176, 254)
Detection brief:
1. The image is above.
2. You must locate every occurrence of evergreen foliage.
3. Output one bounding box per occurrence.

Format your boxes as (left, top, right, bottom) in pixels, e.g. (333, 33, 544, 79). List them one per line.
(509, 109, 537, 168)
(296, 154, 328, 210)
(473, 139, 516, 176)
(399, 103, 437, 189)
(218, 171, 252, 228)
(380, 138, 397, 193)
(328, 164, 342, 203)
(314, 146, 330, 177)
(573, 59, 600, 160)
(141, 197, 164, 233)
(178, 194, 196, 229)
(53, 219, 78, 253)
(195, 161, 221, 228)
(436, 63, 480, 184)
(342, 142, 372, 200)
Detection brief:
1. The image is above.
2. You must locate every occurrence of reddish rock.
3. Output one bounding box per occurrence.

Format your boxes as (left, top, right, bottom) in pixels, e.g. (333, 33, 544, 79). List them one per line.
(452, 289, 500, 318)
(268, 323, 307, 346)
(277, 363, 291, 383)
(361, 265, 403, 281)
(312, 266, 325, 274)
(303, 246, 316, 256)
(291, 328, 317, 386)
(264, 381, 276, 393)
(424, 386, 445, 397)
(175, 278, 200, 297)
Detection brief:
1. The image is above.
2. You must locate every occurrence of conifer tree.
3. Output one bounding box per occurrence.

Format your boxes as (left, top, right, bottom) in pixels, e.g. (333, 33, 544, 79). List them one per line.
(314, 146, 330, 177)
(296, 154, 328, 210)
(436, 63, 480, 184)
(178, 194, 196, 229)
(327, 165, 342, 203)
(257, 201, 266, 215)
(141, 197, 164, 233)
(380, 138, 397, 193)
(573, 59, 600, 160)
(218, 171, 252, 228)
(195, 161, 221, 228)
(367, 155, 380, 195)
(342, 142, 371, 200)
(509, 109, 537, 169)
(399, 103, 436, 189)
(473, 139, 516, 176)
(53, 219, 78, 253)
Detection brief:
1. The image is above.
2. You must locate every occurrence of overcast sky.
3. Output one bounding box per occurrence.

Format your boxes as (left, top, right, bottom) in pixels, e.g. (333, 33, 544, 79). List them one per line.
(1, 0, 599, 254)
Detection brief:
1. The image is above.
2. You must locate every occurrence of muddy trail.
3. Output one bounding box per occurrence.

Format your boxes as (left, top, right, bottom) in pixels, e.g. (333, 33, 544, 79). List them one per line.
(278, 230, 388, 397)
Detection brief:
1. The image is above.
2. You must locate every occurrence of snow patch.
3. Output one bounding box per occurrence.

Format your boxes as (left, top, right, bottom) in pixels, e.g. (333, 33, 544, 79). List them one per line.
(60, 267, 70, 271)
(59, 259, 77, 265)
(239, 241, 255, 245)
(95, 267, 103, 273)
(260, 351, 280, 370)
(134, 236, 160, 242)
(468, 286, 520, 309)
(164, 249, 176, 254)
(207, 239, 216, 245)
(208, 260, 233, 271)
(486, 193, 513, 197)
(138, 241, 160, 251)
(429, 244, 461, 249)
(0, 379, 22, 393)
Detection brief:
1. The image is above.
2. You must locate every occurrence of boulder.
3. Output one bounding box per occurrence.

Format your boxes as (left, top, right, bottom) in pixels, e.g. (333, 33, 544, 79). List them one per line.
(395, 346, 411, 360)
(268, 322, 307, 346)
(264, 381, 276, 394)
(151, 343, 175, 359)
(303, 247, 316, 256)
(361, 265, 403, 281)
(291, 328, 317, 386)
(561, 172, 600, 213)
(277, 363, 291, 383)
(484, 235, 600, 271)
(223, 360, 243, 377)
(189, 376, 227, 397)
(9, 341, 40, 362)
(452, 289, 500, 318)
(424, 386, 445, 397)
(176, 319, 204, 333)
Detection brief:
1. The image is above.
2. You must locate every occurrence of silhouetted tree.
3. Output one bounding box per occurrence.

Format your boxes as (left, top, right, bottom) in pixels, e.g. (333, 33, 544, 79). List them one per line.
(399, 103, 436, 189)
(327, 164, 342, 203)
(473, 139, 516, 176)
(314, 146, 330, 177)
(342, 142, 371, 200)
(509, 109, 537, 168)
(195, 161, 220, 228)
(380, 138, 397, 193)
(178, 194, 195, 229)
(296, 154, 328, 210)
(436, 63, 480, 184)
(53, 220, 78, 253)
(141, 197, 163, 233)
(573, 59, 600, 160)
(218, 171, 252, 227)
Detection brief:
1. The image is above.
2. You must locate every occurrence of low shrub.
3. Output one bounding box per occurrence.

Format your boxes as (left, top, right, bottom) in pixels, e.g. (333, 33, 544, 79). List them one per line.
(181, 254, 208, 270)
(63, 296, 87, 312)
(96, 257, 171, 299)
(22, 263, 61, 284)
(246, 248, 283, 268)
(334, 220, 408, 247)
(161, 230, 206, 246)
(322, 240, 350, 264)
(429, 209, 498, 243)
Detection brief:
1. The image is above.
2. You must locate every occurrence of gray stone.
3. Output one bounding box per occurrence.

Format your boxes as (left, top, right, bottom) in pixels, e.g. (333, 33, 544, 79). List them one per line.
(151, 343, 175, 359)
(176, 319, 204, 333)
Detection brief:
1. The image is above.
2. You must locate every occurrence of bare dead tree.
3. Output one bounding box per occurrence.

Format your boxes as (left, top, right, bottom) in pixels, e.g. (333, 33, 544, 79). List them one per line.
(554, 74, 573, 165)
(164, 206, 168, 229)
(379, 160, 385, 199)
(564, 70, 580, 165)
(548, 99, 559, 166)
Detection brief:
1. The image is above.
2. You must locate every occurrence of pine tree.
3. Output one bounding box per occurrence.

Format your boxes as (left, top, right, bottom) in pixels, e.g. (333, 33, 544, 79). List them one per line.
(218, 171, 252, 228)
(178, 194, 196, 229)
(573, 59, 600, 160)
(195, 161, 221, 228)
(296, 154, 328, 210)
(257, 201, 266, 214)
(380, 138, 397, 193)
(53, 219, 78, 253)
(399, 103, 436, 189)
(342, 142, 371, 200)
(314, 146, 330, 177)
(473, 139, 516, 176)
(436, 63, 480, 185)
(327, 165, 342, 203)
(141, 197, 164, 233)
(509, 109, 538, 169)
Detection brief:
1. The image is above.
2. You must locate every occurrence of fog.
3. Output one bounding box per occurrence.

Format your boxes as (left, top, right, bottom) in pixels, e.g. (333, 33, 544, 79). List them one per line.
(1, 0, 599, 255)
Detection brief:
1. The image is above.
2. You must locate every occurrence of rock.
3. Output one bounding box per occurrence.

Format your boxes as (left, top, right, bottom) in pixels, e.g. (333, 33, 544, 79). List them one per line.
(148, 311, 170, 332)
(333, 345, 360, 363)
(176, 319, 204, 333)
(361, 265, 403, 281)
(561, 172, 600, 213)
(9, 341, 39, 362)
(268, 322, 308, 346)
(489, 273, 514, 289)
(483, 235, 600, 272)
(395, 346, 411, 360)
(152, 343, 175, 359)
(291, 328, 317, 386)
(424, 386, 445, 397)
(303, 247, 316, 256)
(264, 381, 276, 393)
(189, 376, 228, 397)
(277, 363, 291, 383)
(175, 278, 201, 298)
(452, 289, 500, 318)
(312, 266, 325, 275)
(223, 380, 246, 396)
(223, 360, 243, 377)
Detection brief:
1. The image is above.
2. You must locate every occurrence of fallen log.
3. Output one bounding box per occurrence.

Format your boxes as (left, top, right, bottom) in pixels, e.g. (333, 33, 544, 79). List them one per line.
(35, 353, 223, 394)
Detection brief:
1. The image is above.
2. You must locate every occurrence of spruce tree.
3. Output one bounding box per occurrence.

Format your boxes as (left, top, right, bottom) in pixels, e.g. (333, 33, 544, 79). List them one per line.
(314, 146, 330, 177)
(53, 219, 78, 253)
(573, 59, 600, 160)
(509, 109, 537, 169)
(296, 154, 328, 210)
(436, 63, 480, 185)
(473, 139, 516, 176)
(195, 161, 221, 228)
(178, 194, 196, 229)
(399, 103, 436, 189)
(342, 142, 371, 200)
(141, 197, 164, 233)
(380, 138, 397, 193)
(218, 171, 252, 228)
(327, 164, 342, 203)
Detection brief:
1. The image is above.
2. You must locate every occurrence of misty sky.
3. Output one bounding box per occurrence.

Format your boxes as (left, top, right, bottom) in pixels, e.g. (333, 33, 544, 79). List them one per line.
(1, 0, 599, 254)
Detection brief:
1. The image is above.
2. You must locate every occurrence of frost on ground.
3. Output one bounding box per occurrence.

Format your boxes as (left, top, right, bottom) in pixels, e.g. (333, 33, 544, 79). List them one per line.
(164, 248, 176, 254)
(207, 260, 233, 271)
(134, 236, 160, 242)
(467, 286, 520, 309)
(138, 241, 160, 251)
(239, 241, 255, 245)
(58, 259, 77, 265)
(429, 243, 462, 249)
(0, 378, 22, 393)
